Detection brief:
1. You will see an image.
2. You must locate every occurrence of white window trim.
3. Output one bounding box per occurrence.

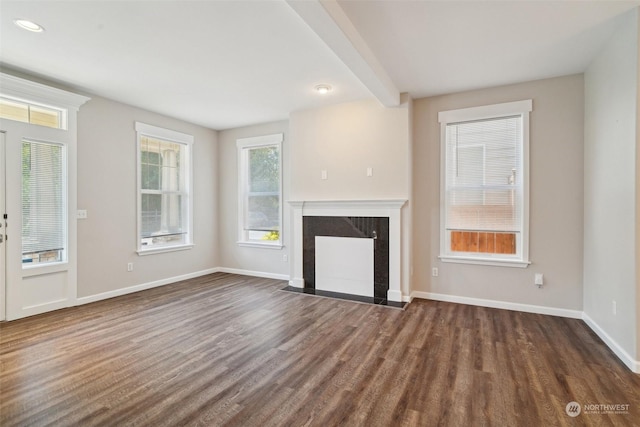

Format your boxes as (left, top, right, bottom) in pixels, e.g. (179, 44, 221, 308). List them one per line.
(236, 133, 284, 249)
(135, 122, 194, 255)
(0, 72, 89, 130)
(438, 100, 532, 268)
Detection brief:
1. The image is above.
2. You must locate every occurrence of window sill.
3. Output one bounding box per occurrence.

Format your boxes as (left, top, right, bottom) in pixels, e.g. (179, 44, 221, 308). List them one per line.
(237, 241, 283, 250)
(439, 255, 530, 268)
(137, 243, 194, 256)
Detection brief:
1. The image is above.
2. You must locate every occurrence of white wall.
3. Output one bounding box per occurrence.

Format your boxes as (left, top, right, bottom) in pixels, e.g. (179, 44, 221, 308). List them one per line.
(217, 121, 290, 278)
(77, 96, 219, 298)
(412, 74, 585, 315)
(583, 8, 638, 368)
(289, 96, 411, 200)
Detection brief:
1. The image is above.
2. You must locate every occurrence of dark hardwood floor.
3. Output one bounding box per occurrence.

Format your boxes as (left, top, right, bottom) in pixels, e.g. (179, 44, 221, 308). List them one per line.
(1, 272, 638, 426)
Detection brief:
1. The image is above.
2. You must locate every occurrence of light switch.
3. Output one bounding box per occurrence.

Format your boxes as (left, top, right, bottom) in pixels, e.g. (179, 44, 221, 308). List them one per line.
(321, 170, 328, 180)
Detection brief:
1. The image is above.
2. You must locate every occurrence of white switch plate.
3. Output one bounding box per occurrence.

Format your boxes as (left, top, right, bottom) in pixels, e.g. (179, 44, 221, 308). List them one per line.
(535, 273, 544, 286)
(366, 167, 373, 177)
(321, 170, 328, 180)
(77, 209, 88, 219)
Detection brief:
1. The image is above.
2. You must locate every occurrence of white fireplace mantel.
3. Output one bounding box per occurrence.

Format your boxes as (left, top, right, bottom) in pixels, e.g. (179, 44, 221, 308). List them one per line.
(288, 199, 407, 302)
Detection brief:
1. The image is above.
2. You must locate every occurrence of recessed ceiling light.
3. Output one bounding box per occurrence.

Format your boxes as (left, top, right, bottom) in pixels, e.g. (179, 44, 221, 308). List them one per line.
(14, 19, 45, 33)
(315, 84, 332, 95)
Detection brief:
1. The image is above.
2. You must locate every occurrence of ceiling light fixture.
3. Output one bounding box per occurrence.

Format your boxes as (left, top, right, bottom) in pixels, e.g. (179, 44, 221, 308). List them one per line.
(14, 19, 45, 33)
(315, 84, 332, 95)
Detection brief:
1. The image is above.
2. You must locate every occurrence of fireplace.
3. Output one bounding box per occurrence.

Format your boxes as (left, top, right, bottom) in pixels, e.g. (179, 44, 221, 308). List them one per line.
(288, 200, 407, 304)
(304, 216, 388, 300)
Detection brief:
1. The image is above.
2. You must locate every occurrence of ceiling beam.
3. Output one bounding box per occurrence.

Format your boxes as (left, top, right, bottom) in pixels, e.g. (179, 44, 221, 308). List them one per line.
(286, 0, 400, 107)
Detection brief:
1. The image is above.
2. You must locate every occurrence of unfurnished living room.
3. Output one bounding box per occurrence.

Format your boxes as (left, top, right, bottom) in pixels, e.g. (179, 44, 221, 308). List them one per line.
(1, 0, 639, 426)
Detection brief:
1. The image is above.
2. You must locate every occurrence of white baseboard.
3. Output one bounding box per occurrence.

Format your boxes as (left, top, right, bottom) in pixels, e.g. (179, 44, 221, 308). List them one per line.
(582, 312, 640, 373)
(216, 267, 289, 281)
(410, 291, 583, 319)
(76, 267, 221, 305)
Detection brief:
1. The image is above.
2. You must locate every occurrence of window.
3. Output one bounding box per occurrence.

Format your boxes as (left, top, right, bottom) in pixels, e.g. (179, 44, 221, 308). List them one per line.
(439, 100, 532, 267)
(22, 140, 66, 266)
(237, 133, 283, 248)
(0, 97, 64, 129)
(136, 122, 193, 254)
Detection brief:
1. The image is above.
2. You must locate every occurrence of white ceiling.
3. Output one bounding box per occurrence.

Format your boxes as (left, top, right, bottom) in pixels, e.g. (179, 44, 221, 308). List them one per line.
(338, 0, 640, 98)
(1, 1, 638, 130)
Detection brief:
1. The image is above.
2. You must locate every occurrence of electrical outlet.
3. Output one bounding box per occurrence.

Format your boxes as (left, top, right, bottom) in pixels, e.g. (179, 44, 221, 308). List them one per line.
(535, 273, 544, 287)
(612, 300, 617, 315)
(77, 209, 88, 219)
(282, 254, 288, 262)
(432, 267, 438, 277)
(321, 170, 328, 180)
(366, 167, 373, 177)
(127, 262, 133, 272)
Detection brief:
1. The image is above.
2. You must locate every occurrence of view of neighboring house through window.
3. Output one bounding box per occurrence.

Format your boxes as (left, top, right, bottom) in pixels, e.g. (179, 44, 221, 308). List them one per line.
(0, 97, 63, 129)
(439, 100, 532, 267)
(136, 122, 193, 253)
(22, 140, 66, 266)
(237, 133, 283, 247)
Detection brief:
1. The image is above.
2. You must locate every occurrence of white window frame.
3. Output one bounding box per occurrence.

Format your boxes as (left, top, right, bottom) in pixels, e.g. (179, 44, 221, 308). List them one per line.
(135, 122, 194, 255)
(236, 133, 283, 249)
(438, 100, 532, 268)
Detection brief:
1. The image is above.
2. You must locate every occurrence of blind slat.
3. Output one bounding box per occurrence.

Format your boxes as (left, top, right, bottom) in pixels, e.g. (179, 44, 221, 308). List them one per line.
(22, 141, 65, 256)
(445, 116, 522, 232)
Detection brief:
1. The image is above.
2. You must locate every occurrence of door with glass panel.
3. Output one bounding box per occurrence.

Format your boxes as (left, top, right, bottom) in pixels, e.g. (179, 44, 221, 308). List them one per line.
(0, 132, 6, 320)
(2, 118, 75, 320)
(0, 74, 86, 320)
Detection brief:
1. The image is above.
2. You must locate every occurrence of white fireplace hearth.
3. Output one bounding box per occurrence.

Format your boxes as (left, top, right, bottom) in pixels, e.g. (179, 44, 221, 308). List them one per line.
(288, 199, 407, 302)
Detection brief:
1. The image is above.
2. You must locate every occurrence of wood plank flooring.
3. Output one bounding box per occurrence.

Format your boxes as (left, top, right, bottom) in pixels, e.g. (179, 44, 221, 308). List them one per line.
(1, 272, 638, 426)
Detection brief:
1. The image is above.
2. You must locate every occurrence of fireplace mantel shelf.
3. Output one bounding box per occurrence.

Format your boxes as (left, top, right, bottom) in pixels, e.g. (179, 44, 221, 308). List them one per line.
(288, 199, 407, 210)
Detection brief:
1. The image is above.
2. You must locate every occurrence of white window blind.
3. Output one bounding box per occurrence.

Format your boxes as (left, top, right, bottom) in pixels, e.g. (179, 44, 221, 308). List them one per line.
(21, 140, 65, 265)
(439, 99, 531, 267)
(445, 116, 522, 233)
